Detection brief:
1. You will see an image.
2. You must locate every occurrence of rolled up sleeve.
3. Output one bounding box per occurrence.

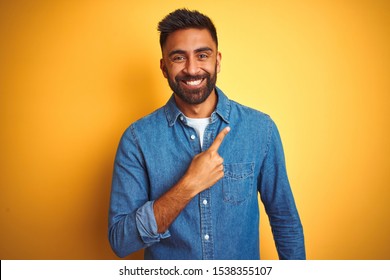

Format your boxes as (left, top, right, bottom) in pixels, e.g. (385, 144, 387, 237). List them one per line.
(136, 201, 170, 244)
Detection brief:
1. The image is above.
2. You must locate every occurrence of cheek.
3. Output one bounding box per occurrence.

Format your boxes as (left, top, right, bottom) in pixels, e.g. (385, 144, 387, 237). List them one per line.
(169, 66, 185, 80)
(205, 63, 218, 75)
(202, 60, 218, 73)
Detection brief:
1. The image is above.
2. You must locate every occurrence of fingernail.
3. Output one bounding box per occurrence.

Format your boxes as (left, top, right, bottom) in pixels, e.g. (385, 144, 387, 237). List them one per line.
(226, 126, 231, 132)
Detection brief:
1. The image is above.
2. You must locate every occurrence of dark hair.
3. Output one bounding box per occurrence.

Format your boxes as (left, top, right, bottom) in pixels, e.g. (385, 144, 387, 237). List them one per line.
(158, 8, 218, 49)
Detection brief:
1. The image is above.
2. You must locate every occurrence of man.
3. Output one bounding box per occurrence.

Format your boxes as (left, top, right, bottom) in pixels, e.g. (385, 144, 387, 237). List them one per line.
(108, 8, 305, 260)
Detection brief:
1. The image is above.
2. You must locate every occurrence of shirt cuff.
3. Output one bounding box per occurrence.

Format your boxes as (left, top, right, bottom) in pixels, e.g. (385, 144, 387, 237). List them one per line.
(135, 200, 170, 245)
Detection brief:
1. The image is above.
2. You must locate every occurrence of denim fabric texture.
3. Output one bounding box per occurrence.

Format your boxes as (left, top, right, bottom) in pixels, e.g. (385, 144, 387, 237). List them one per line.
(108, 87, 305, 260)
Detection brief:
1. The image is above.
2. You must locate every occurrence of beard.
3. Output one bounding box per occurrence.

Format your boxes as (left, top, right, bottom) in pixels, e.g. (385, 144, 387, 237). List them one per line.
(167, 65, 218, 105)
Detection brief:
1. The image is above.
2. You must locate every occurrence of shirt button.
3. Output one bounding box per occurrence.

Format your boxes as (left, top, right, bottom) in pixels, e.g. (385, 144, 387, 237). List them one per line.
(202, 199, 208, 205)
(204, 234, 209, 240)
(190, 134, 196, 140)
(180, 116, 184, 121)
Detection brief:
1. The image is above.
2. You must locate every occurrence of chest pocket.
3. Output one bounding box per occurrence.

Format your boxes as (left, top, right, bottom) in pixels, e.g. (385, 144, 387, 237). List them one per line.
(222, 162, 254, 204)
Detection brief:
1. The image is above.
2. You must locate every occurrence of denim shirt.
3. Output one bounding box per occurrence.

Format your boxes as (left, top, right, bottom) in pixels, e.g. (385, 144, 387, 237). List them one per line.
(108, 88, 305, 260)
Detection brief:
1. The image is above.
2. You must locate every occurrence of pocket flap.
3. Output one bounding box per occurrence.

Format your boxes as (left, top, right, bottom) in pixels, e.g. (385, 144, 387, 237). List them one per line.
(224, 162, 254, 179)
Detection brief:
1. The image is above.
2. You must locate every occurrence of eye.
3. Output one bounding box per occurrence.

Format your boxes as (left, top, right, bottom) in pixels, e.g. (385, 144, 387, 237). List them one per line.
(198, 53, 209, 60)
(172, 55, 186, 62)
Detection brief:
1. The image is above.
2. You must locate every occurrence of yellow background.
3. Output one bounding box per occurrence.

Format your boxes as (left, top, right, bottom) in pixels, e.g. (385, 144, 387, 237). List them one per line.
(1, 0, 389, 260)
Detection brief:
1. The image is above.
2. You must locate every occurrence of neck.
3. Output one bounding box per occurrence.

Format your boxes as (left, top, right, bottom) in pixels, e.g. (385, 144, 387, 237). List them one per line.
(174, 90, 217, 118)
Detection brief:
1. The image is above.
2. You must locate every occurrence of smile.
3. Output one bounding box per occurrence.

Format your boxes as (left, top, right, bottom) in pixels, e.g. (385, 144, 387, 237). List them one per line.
(183, 78, 204, 86)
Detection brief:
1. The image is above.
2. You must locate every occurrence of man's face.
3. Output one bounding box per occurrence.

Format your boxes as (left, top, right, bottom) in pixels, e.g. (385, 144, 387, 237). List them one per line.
(160, 28, 221, 105)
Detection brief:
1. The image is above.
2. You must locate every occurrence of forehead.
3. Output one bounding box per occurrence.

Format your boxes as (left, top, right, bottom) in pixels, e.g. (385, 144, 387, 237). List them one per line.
(163, 28, 216, 54)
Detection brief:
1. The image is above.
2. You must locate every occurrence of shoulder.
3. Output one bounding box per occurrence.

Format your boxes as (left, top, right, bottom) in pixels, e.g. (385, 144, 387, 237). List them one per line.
(130, 106, 166, 130)
(226, 97, 282, 148)
(120, 106, 167, 144)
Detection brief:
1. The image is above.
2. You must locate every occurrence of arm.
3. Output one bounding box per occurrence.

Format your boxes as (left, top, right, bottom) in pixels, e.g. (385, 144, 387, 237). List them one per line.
(258, 118, 306, 260)
(108, 125, 230, 257)
(154, 126, 230, 233)
(108, 126, 157, 258)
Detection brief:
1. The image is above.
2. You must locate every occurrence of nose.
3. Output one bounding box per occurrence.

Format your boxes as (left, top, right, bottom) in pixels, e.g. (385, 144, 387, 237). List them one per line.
(183, 56, 200, 76)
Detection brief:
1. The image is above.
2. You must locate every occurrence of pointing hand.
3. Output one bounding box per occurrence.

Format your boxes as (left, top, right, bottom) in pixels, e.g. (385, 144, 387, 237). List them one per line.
(184, 126, 230, 193)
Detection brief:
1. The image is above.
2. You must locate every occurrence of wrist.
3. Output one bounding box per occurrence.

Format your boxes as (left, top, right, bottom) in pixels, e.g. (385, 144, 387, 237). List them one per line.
(178, 174, 199, 199)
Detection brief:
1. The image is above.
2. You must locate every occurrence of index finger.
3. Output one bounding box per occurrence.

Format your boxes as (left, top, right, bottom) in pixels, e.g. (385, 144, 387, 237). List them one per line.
(209, 126, 230, 152)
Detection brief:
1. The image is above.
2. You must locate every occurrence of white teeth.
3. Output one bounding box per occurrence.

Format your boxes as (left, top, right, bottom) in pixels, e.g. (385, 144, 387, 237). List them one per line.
(185, 79, 202, 86)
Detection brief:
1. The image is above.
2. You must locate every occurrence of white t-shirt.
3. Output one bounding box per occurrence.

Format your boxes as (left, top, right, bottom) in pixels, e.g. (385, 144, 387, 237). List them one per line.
(185, 116, 212, 149)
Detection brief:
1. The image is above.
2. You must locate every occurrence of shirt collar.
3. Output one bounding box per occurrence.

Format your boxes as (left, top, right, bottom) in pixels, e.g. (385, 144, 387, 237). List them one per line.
(164, 87, 231, 127)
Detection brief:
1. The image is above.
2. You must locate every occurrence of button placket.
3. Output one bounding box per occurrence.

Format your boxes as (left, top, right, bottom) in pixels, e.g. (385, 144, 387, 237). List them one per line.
(200, 189, 213, 259)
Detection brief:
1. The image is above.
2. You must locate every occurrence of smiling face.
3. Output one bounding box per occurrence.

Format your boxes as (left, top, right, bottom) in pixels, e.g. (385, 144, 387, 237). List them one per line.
(160, 28, 221, 105)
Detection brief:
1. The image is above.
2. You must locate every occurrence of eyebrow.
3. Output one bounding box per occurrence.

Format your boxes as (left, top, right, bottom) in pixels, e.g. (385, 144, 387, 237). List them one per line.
(168, 47, 213, 57)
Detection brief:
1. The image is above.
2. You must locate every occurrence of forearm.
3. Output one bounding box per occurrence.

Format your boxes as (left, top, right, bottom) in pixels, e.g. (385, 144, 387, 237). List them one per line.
(153, 175, 198, 233)
(109, 173, 200, 257)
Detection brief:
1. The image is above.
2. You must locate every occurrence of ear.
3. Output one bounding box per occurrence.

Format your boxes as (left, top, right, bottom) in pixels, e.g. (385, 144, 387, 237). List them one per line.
(216, 51, 222, 73)
(160, 59, 168, 78)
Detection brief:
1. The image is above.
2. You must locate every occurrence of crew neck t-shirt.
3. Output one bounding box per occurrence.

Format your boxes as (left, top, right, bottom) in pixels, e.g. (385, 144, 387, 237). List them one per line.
(184, 116, 212, 148)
